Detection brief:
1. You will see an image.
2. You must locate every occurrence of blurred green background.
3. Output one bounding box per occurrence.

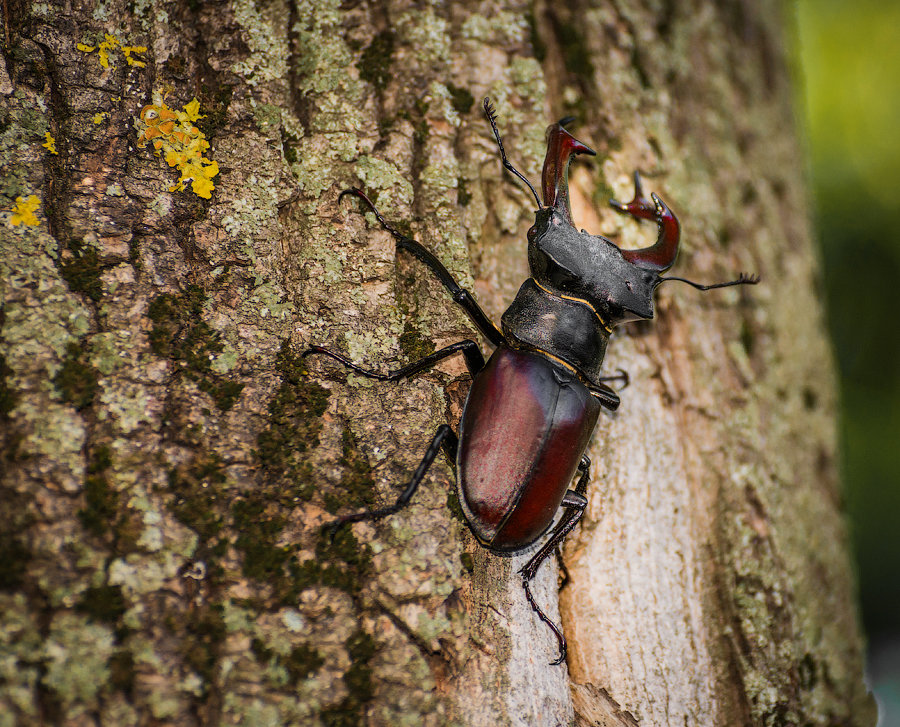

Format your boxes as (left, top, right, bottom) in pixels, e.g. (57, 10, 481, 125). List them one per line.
(796, 0, 900, 720)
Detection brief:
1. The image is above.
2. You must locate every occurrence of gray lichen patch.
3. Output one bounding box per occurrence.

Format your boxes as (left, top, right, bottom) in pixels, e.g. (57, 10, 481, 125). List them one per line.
(230, 0, 291, 86)
(41, 612, 115, 713)
(0, 594, 42, 724)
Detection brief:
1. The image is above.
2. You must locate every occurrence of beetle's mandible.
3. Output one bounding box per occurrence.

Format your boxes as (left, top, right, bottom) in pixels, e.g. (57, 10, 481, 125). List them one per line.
(304, 98, 758, 665)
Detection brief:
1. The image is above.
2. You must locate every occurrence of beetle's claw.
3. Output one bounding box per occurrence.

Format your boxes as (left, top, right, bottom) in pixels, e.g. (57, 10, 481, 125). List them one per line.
(549, 643, 567, 666)
(521, 575, 569, 666)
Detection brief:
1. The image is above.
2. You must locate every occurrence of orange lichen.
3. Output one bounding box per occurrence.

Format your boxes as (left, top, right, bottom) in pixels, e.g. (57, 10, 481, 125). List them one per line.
(9, 195, 40, 227)
(137, 98, 218, 199)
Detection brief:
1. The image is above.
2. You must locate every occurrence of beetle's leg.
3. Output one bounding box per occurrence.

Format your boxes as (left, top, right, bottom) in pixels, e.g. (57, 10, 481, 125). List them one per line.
(519, 455, 592, 665)
(555, 546, 571, 590)
(327, 425, 459, 535)
(340, 188, 506, 347)
(589, 382, 620, 411)
(599, 368, 629, 388)
(304, 339, 485, 379)
(610, 171, 681, 272)
(483, 97, 542, 209)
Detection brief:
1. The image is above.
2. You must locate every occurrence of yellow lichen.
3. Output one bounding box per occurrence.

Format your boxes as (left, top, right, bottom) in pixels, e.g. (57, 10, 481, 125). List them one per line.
(92, 112, 108, 125)
(77, 34, 146, 69)
(122, 44, 148, 67)
(42, 132, 58, 155)
(9, 195, 41, 227)
(136, 99, 219, 199)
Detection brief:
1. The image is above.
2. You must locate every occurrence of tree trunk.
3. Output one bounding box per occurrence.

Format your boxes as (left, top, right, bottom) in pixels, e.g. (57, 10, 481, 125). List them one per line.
(0, 1, 875, 725)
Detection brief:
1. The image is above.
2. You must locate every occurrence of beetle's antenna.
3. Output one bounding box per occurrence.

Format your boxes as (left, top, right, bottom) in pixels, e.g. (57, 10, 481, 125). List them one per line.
(483, 97, 543, 209)
(657, 272, 760, 290)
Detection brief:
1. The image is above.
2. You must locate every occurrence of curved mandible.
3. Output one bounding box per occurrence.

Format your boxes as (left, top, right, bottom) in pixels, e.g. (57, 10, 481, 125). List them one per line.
(541, 120, 596, 226)
(610, 172, 681, 272)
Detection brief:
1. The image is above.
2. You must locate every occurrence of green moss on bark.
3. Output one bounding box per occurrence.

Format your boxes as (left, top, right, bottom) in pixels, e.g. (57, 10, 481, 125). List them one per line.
(78, 445, 117, 538)
(285, 642, 325, 683)
(231, 493, 291, 581)
(256, 340, 329, 502)
(0, 351, 17, 417)
(76, 584, 127, 624)
(320, 628, 378, 726)
(59, 246, 103, 303)
(53, 341, 99, 410)
(0, 531, 30, 590)
(398, 320, 436, 361)
(166, 454, 230, 582)
(180, 603, 226, 685)
(147, 285, 244, 411)
(446, 83, 475, 115)
(323, 425, 376, 515)
(357, 31, 394, 91)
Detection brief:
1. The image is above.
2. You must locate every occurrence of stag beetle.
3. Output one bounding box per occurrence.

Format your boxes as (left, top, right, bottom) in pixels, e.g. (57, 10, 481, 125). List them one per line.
(305, 99, 758, 665)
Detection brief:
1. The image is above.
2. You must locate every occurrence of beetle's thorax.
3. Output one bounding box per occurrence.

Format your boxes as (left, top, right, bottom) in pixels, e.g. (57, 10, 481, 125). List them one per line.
(528, 208, 661, 324)
(501, 277, 610, 387)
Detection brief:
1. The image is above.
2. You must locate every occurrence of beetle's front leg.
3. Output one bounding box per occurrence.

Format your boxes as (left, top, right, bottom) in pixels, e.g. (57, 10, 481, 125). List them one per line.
(519, 455, 592, 665)
(339, 188, 506, 347)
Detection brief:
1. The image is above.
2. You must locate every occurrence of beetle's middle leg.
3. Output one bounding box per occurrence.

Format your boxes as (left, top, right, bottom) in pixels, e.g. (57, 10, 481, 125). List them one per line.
(519, 455, 592, 665)
(589, 368, 630, 411)
(339, 188, 506, 347)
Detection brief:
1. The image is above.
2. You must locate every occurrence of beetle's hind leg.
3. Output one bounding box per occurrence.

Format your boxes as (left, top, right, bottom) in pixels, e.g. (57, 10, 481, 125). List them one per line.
(304, 342, 474, 537)
(327, 425, 459, 536)
(304, 339, 485, 379)
(519, 455, 592, 666)
(339, 188, 506, 347)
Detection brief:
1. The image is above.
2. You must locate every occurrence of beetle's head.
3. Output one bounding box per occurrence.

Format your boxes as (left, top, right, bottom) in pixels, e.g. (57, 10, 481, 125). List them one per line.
(527, 121, 680, 326)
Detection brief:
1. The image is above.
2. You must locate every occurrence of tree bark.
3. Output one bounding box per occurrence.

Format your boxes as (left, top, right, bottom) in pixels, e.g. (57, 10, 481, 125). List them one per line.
(0, 1, 875, 726)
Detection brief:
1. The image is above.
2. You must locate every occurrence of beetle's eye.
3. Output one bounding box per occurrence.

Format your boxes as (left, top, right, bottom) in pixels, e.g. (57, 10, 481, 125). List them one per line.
(527, 225, 537, 242)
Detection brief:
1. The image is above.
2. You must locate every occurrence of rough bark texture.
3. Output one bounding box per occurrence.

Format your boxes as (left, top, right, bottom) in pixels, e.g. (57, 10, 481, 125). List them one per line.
(0, 1, 875, 726)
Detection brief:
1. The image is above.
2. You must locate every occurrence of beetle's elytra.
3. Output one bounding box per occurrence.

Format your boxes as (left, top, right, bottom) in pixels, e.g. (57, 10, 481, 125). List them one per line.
(305, 99, 758, 665)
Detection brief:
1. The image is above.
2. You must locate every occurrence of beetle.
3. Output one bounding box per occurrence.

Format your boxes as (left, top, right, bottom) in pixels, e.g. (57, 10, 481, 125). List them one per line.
(304, 99, 758, 664)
